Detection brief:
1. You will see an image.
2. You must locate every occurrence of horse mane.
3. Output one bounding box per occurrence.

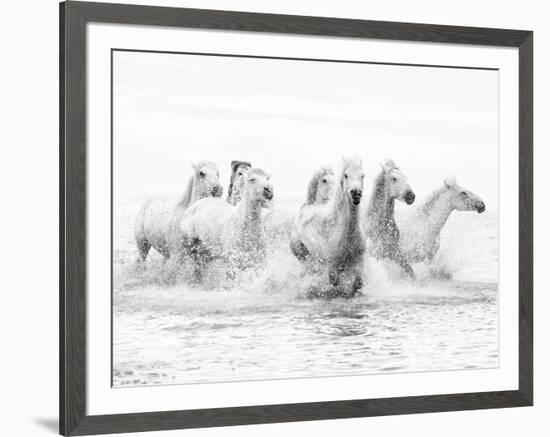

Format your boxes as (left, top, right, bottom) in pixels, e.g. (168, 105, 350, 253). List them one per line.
(371, 170, 387, 207)
(369, 159, 403, 210)
(305, 167, 333, 205)
(178, 175, 195, 208)
(177, 160, 219, 207)
(227, 161, 251, 203)
(367, 169, 395, 222)
(420, 186, 448, 214)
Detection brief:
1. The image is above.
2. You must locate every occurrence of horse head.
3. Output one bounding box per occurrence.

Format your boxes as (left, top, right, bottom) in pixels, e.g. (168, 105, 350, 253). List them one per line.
(340, 155, 364, 206)
(192, 161, 223, 200)
(306, 166, 335, 205)
(381, 159, 415, 205)
(227, 160, 252, 205)
(444, 176, 486, 213)
(243, 168, 273, 207)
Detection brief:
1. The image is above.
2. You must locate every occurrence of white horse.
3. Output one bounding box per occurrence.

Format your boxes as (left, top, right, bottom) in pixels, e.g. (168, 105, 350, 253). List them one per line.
(399, 176, 486, 263)
(226, 160, 251, 205)
(133, 161, 223, 263)
(179, 168, 274, 278)
(264, 166, 336, 243)
(290, 156, 366, 297)
(364, 159, 416, 278)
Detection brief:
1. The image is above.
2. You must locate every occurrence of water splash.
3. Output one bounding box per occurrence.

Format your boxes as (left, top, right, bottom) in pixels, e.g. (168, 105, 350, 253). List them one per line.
(112, 197, 498, 387)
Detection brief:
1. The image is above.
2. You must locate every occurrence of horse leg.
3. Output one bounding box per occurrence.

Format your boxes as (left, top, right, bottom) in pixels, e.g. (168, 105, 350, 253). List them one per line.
(187, 237, 212, 283)
(351, 273, 363, 296)
(290, 239, 310, 263)
(426, 238, 440, 262)
(396, 254, 415, 280)
(135, 238, 151, 267)
(328, 267, 339, 287)
(172, 238, 187, 264)
(159, 247, 171, 263)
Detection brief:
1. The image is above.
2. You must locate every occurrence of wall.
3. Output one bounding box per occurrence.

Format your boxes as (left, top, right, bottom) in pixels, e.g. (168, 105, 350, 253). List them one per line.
(0, 0, 546, 436)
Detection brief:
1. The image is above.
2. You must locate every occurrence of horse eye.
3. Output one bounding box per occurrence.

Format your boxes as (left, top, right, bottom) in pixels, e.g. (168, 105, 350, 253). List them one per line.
(238, 172, 243, 176)
(344, 174, 348, 179)
(322, 178, 327, 183)
(249, 178, 256, 182)
(199, 171, 206, 177)
(461, 191, 467, 196)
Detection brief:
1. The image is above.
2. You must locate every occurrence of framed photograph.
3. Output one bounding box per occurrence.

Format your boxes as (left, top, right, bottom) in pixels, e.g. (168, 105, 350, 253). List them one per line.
(60, 1, 533, 435)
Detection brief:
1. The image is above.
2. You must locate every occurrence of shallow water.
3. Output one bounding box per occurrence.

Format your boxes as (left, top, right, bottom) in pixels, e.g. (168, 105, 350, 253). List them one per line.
(113, 196, 498, 387)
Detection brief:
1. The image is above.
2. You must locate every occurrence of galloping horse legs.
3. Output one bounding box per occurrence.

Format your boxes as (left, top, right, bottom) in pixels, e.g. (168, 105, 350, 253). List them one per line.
(352, 274, 363, 295)
(185, 237, 208, 283)
(328, 267, 339, 287)
(395, 253, 415, 280)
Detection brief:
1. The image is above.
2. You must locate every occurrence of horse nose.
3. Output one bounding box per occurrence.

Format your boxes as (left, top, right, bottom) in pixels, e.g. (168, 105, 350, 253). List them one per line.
(350, 189, 362, 205)
(263, 186, 274, 201)
(476, 201, 486, 213)
(405, 190, 415, 205)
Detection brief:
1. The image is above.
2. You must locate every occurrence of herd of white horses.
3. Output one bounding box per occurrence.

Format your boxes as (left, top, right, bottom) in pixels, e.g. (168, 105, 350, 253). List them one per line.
(133, 156, 485, 297)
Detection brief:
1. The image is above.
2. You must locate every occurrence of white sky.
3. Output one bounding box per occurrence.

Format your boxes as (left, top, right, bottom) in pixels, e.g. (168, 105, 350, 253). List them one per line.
(113, 50, 498, 207)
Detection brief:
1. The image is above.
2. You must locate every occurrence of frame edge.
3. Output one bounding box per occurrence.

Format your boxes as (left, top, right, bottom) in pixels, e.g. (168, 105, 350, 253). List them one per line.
(59, 2, 66, 435)
(71, 1, 530, 47)
(60, 1, 88, 435)
(517, 31, 534, 406)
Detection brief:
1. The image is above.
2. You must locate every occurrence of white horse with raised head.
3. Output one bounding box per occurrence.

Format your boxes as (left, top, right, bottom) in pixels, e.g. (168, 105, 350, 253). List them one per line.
(179, 168, 274, 278)
(290, 156, 366, 297)
(133, 161, 223, 264)
(364, 159, 416, 278)
(399, 176, 486, 263)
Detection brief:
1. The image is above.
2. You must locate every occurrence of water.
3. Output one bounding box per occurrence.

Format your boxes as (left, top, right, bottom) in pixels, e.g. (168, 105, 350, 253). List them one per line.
(112, 196, 498, 387)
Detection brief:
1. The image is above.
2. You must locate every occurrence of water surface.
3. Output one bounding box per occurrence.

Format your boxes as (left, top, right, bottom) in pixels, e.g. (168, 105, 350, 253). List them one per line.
(113, 196, 498, 387)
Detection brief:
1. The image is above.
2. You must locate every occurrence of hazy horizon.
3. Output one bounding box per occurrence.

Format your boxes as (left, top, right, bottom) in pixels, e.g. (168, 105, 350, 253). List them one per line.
(113, 50, 499, 208)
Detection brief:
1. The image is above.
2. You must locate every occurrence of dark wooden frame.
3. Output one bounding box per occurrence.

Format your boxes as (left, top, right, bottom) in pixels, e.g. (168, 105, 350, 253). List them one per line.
(60, 1, 533, 435)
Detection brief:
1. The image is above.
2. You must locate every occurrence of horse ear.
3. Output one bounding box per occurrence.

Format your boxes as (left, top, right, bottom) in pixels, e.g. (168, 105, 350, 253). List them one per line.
(444, 176, 456, 188)
(380, 162, 391, 174)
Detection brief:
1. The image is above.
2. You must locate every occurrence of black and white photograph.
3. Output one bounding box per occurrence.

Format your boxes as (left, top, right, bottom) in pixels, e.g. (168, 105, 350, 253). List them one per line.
(1, 0, 543, 435)
(112, 49, 498, 387)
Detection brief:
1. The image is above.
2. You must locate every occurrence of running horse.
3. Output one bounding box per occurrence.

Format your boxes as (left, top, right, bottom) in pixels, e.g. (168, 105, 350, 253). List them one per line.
(133, 161, 223, 264)
(399, 176, 486, 264)
(290, 156, 366, 297)
(364, 159, 416, 278)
